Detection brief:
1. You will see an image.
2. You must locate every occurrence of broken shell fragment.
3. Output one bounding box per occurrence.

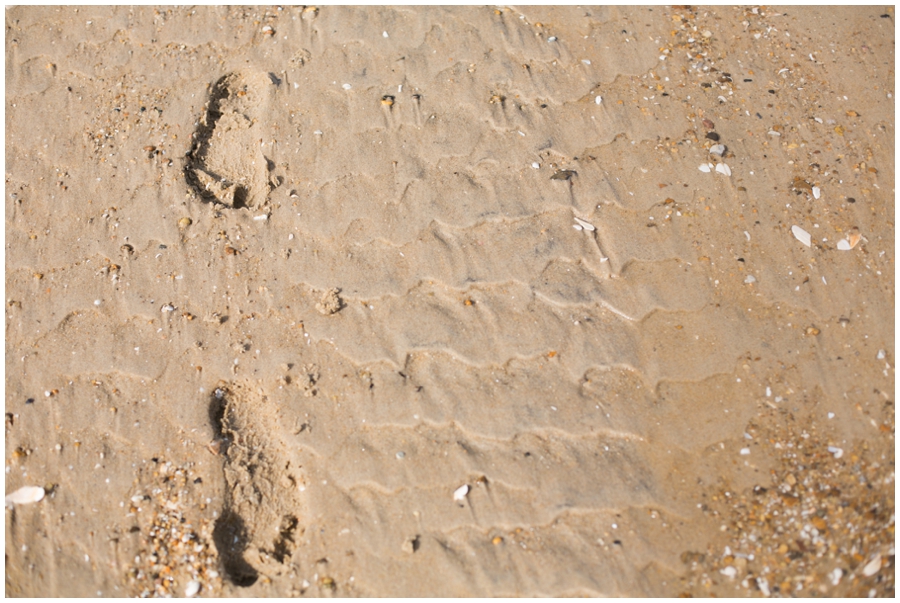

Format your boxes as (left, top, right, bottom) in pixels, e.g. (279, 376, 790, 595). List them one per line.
(709, 144, 726, 156)
(5, 485, 45, 506)
(812, 186, 821, 199)
(791, 225, 811, 247)
(862, 555, 882, 576)
(573, 216, 595, 231)
(715, 163, 731, 176)
(698, 163, 712, 173)
(836, 227, 861, 250)
(453, 484, 469, 501)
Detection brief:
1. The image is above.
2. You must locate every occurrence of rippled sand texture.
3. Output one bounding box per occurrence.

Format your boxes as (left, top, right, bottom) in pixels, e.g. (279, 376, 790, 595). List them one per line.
(6, 6, 895, 597)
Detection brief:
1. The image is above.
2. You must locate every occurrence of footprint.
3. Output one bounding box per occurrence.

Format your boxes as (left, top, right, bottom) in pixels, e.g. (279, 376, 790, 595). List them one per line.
(186, 72, 279, 209)
(209, 381, 304, 585)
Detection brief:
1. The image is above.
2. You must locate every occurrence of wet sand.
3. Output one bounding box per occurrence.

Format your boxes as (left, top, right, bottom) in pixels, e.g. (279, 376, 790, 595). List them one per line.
(5, 5, 895, 597)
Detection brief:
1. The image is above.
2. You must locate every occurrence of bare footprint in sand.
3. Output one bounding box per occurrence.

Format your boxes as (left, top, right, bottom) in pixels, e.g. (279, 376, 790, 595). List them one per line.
(186, 72, 279, 209)
(210, 381, 304, 586)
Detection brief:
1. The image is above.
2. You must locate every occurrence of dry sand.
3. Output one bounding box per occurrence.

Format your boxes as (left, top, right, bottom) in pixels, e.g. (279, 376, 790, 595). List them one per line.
(5, 5, 895, 597)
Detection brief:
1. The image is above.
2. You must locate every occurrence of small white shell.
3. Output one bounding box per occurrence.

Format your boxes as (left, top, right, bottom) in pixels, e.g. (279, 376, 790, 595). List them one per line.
(812, 186, 821, 199)
(595, 95, 602, 105)
(709, 144, 725, 156)
(574, 217, 595, 231)
(185, 580, 201, 598)
(836, 239, 852, 251)
(5, 486, 45, 506)
(698, 163, 712, 173)
(715, 163, 731, 176)
(453, 484, 469, 501)
(862, 555, 882, 577)
(791, 225, 811, 247)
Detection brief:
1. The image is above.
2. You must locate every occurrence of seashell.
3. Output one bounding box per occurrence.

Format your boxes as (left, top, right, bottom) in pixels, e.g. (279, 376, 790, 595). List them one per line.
(836, 227, 861, 250)
(5, 485, 45, 506)
(573, 217, 595, 231)
(453, 484, 469, 501)
(791, 225, 811, 247)
(185, 580, 201, 597)
(715, 163, 731, 176)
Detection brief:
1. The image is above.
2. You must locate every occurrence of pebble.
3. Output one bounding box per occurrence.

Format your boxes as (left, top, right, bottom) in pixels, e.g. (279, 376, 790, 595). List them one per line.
(709, 144, 725, 156)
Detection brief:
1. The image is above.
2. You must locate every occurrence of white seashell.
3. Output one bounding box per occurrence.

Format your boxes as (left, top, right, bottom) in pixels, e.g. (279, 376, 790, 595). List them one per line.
(453, 484, 469, 501)
(715, 163, 731, 176)
(574, 217, 595, 231)
(829, 568, 843, 586)
(744, 275, 757, 284)
(185, 580, 201, 598)
(812, 186, 821, 199)
(5, 486, 45, 506)
(572, 224, 583, 231)
(836, 239, 852, 251)
(791, 225, 811, 247)
(698, 163, 712, 173)
(595, 95, 602, 104)
(862, 554, 882, 577)
(253, 214, 268, 221)
(709, 144, 725, 156)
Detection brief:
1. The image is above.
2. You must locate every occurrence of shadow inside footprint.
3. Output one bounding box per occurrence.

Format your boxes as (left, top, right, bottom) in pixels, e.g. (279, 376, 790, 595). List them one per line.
(185, 72, 274, 209)
(213, 510, 259, 587)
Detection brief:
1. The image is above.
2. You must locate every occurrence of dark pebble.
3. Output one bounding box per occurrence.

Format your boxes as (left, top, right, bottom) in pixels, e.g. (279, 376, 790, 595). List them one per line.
(706, 132, 720, 141)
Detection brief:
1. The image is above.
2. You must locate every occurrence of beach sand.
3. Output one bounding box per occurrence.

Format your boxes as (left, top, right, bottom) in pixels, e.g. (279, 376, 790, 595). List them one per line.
(5, 5, 894, 597)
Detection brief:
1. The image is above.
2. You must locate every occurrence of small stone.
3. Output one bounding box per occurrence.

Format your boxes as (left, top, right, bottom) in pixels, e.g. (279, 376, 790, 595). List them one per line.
(401, 535, 420, 554)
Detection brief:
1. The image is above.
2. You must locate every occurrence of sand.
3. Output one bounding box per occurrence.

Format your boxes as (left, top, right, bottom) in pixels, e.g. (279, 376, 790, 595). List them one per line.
(5, 5, 895, 597)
